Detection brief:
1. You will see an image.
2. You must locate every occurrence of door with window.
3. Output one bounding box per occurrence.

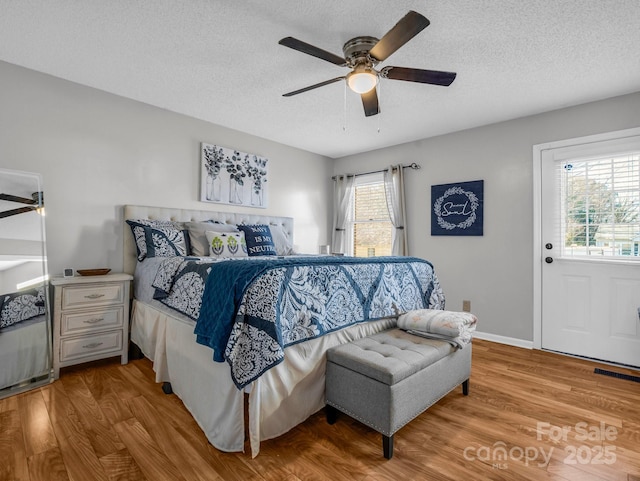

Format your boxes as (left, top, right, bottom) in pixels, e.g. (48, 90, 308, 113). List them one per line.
(540, 132, 640, 367)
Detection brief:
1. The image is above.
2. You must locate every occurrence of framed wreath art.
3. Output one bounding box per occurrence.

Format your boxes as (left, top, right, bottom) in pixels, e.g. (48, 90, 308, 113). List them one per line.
(431, 180, 484, 236)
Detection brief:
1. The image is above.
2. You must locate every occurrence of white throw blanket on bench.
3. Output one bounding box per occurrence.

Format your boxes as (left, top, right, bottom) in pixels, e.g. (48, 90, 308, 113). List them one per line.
(397, 309, 477, 348)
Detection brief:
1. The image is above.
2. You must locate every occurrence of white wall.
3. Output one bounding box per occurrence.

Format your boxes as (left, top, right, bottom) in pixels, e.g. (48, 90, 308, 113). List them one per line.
(0, 61, 333, 277)
(335, 92, 640, 342)
(0, 261, 44, 294)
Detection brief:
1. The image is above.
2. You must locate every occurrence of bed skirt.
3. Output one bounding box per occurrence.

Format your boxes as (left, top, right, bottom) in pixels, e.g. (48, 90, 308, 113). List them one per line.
(0, 316, 49, 390)
(130, 299, 396, 456)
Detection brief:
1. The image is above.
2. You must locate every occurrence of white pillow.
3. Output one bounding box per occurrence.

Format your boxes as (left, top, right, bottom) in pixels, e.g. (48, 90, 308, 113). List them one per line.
(185, 221, 239, 256)
(269, 224, 294, 255)
(205, 231, 248, 258)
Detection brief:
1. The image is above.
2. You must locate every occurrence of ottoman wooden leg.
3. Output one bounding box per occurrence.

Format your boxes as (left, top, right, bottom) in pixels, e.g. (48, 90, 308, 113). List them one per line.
(462, 379, 469, 396)
(326, 405, 338, 425)
(383, 434, 394, 459)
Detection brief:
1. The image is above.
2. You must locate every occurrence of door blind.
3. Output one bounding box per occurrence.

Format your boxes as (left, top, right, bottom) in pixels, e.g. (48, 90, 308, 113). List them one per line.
(561, 152, 640, 258)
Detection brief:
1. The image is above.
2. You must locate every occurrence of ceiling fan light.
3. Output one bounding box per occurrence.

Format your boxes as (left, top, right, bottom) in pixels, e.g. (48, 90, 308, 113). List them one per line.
(346, 69, 377, 94)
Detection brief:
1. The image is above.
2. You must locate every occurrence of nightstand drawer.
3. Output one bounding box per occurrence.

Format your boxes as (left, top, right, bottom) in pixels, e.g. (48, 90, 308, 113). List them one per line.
(61, 283, 124, 309)
(61, 307, 124, 336)
(59, 330, 123, 363)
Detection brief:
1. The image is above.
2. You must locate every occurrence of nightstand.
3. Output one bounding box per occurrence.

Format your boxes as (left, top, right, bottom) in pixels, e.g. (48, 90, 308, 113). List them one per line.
(50, 273, 133, 379)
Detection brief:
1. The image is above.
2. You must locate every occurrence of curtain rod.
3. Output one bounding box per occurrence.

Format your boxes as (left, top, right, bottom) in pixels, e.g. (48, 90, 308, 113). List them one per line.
(331, 162, 421, 180)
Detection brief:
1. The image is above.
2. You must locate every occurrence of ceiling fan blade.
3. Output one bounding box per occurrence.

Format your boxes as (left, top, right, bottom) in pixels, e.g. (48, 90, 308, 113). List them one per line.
(0, 193, 36, 205)
(283, 77, 345, 97)
(383, 66, 457, 86)
(361, 88, 380, 117)
(0, 206, 35, 219)
(279, 37, 346, 66)
(369, 11, 430, 62)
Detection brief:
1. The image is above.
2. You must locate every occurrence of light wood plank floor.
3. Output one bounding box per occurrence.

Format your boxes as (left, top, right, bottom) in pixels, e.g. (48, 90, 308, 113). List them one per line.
(1, 339, 639, 481)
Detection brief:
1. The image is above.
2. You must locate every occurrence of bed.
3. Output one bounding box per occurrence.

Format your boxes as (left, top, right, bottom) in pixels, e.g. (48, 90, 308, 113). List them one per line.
(0, 284, 50, 390)
(124, 204, 445, 457)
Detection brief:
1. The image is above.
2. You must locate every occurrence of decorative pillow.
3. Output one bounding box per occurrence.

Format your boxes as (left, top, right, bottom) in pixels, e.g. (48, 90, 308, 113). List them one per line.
(205, 231, 248, 258)
(126, 219, 190, 261)
(1, 285, 46, 329)
(269, 223, 294, 256)
(210, 221, 243, 232)
(397, 309, 477, 348)
(236, 224, 277, 256)
(184, 221, 239, 256)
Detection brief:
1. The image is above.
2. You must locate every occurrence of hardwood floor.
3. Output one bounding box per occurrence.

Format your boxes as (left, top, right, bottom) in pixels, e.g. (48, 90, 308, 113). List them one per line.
(1, 339, 639, 481)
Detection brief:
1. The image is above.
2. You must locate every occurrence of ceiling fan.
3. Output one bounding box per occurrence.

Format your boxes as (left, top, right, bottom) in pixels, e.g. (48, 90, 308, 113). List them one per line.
(0, 192, 42, 219)
(279, 10, 456, 117)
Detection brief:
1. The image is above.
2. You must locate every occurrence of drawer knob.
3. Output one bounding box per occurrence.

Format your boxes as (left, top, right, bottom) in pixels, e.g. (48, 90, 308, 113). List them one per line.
(82, 342, 104, 349)
(84, 293, 105, 299)
(83, 318, 104, 324)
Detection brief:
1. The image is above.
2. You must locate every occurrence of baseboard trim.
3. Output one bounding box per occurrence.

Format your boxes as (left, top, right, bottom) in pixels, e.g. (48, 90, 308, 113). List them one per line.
(473, 331, 533, 349)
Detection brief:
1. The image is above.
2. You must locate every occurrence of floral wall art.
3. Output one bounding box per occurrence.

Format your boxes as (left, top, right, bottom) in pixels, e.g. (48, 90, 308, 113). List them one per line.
(200, 143, 268, 208)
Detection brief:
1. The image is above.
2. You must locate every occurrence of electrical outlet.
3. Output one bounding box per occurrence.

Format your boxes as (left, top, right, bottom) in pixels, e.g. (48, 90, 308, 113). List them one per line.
(462, 300, 471, 312)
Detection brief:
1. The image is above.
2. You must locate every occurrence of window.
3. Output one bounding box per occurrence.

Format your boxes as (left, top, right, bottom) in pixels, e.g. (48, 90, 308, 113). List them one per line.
(349, 173, 393, 257)
(561, 151, 640, 258)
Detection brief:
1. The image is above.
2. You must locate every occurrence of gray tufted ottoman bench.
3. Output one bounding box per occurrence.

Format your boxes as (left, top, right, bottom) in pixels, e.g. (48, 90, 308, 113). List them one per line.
(325, 328, 471, 459)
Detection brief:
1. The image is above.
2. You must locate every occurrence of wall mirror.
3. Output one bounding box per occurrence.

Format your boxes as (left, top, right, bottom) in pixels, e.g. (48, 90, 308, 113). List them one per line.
(0, 168, 52, 399)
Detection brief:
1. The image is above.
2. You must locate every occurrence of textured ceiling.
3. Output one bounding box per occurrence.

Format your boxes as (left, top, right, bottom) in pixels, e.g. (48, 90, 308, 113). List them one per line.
(1, 1, 639, 158)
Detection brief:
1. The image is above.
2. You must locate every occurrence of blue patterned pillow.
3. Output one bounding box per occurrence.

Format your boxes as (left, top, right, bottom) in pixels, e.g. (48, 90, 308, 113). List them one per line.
(205, 231, 248, 258)
(236, 224, 277, 256)
(126, 219, 190, 261)
(1, 285, 46, 329)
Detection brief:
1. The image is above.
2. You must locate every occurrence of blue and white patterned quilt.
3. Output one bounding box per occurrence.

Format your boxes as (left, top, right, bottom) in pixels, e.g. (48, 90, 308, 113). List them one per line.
(0, 285, 46, 330)
(151, 255, 444, 388)
(152, 256, 217, 319)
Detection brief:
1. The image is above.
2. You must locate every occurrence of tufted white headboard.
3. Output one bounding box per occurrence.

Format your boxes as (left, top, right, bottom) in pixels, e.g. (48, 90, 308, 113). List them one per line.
(123, 205, 294, 275)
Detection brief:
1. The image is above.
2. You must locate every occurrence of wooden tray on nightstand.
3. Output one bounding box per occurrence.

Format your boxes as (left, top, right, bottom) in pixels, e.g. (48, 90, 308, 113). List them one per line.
(76, 268, 111, 276)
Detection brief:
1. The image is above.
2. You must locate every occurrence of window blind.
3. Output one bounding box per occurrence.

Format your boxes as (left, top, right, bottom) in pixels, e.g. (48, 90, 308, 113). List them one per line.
(352, 178, 392, 257)
(562, 152, 640, 257)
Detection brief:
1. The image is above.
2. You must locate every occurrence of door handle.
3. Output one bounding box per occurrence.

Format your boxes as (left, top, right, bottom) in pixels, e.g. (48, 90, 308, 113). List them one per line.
(545, 257, 553, 264)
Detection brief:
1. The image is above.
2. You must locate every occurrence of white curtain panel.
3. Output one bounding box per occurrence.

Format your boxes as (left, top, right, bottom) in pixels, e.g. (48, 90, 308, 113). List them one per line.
(331, 175, 354, 254)
(384, 165, 408, 256)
